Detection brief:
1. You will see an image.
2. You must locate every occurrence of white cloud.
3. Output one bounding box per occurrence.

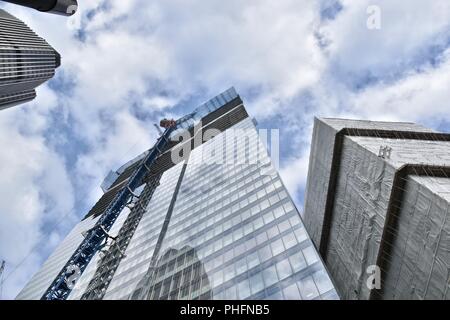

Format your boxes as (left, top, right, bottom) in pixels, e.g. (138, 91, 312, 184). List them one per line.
(0, 87, 75, 299)
(280, 154, 310, 204)
(348, 48, 450, 122)
(75, 111, 157, 206)
(318, 0, 450, 86)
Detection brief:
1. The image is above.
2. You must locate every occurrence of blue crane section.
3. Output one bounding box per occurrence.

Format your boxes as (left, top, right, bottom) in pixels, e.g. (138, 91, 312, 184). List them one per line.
(41, 124, 177, 300)
(41, 87, 238, 300)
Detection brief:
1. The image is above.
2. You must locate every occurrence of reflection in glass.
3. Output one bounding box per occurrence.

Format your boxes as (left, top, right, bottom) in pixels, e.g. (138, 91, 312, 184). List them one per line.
(131, 246, 212, 300)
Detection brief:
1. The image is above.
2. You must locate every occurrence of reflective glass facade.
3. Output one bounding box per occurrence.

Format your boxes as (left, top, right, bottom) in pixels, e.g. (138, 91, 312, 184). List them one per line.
(101, 165, 185, 299)
(125, 118, 338, 300)
(16, 215, 100, 300)
(18, 90, 338, 300)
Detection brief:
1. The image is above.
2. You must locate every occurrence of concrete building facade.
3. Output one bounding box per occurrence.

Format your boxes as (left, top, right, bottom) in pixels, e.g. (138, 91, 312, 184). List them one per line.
(303, 118, 450, 300)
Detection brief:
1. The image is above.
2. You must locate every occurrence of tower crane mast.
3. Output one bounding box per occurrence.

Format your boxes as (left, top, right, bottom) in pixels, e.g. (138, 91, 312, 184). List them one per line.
(41, 121, 178, 300)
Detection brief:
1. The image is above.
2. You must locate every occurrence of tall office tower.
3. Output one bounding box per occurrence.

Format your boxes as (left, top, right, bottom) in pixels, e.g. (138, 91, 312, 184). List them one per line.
(17, 88, 338, 300)
(303, 118, 450, 300)
(0, 9, 60, 110)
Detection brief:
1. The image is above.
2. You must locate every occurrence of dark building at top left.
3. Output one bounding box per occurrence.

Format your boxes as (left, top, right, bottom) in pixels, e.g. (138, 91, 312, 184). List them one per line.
(1, 1, 78, 16)
(0, 0, 78, 110)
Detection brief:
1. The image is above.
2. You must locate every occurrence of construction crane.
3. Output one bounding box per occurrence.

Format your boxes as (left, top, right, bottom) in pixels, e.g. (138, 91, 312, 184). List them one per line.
(41, 120, 179, 300)
(1, 0, 78, 16)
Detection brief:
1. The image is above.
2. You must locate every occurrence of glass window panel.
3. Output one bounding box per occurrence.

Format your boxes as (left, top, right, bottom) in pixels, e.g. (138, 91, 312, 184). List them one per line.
(265, 289, 283, 300)
(313, 270, 334, 294)
(289, 252, 307, 273)
(267, 225, 279, 238)
(289, 215, 300, 227)
(212, 270, 224, 287)
(213, 254, 224, 269)
(250, 205, 260, 216)
(253, 217, 264, 230)
(278, 190, 287, 198)
(214, 290, 225, 300)
(298, 276, 320, 300)
(270, 238, 285, 256)
(263, 212, 274, 224)
(256, 232, 268, 245)
(247, 251, 260, 270)
(240, 198, 249, 208)
(260, 199, 270, 210)
(283, 202, 294, 213)
(243, 223, 253, 236)
(223, 233, 233, 247)
(214, 239, 223, 252)
(276, 258, 292, 280)
(262, 266, 278, 288)
(233, 228, 244, 241)
(191, 279, 201, 298)
(152, 284, 162, 300)
(234, 243, 246, 257)
(269, 194, 279, 205)
(223, 248, 234, 262)
(162, 278, 171, 296)
(257, 190, 266, 199)
(303, 246, 319, 265)
(223, 264, 235, 282)
(258, 245, 272, 262)
(273, 206, 284, 218)
(204, 260, 214, 273)
(245, 237, 257, 251)
(249, 273, 264, 295)
(182, 267, 192, 284)
(283, 283, 302, 300)
(282, 232, 297, 249)
(235, 257, 247, 275)
(321, 289, 339, 300)
(225, 286, 237, 300)
(241, 210, 251, 221)
(237, 279, 251, 300)
(278, 220, 291, 233)
(294, 227, 308, 243)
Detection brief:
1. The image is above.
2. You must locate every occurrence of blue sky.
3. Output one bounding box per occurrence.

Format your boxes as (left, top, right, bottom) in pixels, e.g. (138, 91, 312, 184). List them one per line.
(0, 0, 450, 299)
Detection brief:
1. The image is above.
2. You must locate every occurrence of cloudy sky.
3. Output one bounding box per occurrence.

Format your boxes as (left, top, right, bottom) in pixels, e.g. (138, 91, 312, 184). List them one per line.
(0, 0, 449, 299)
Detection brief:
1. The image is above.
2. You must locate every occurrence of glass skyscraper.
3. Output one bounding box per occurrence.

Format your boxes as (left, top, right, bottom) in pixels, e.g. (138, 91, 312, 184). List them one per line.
(17, 88, 338, 300)
(0, 9, 60, 110)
